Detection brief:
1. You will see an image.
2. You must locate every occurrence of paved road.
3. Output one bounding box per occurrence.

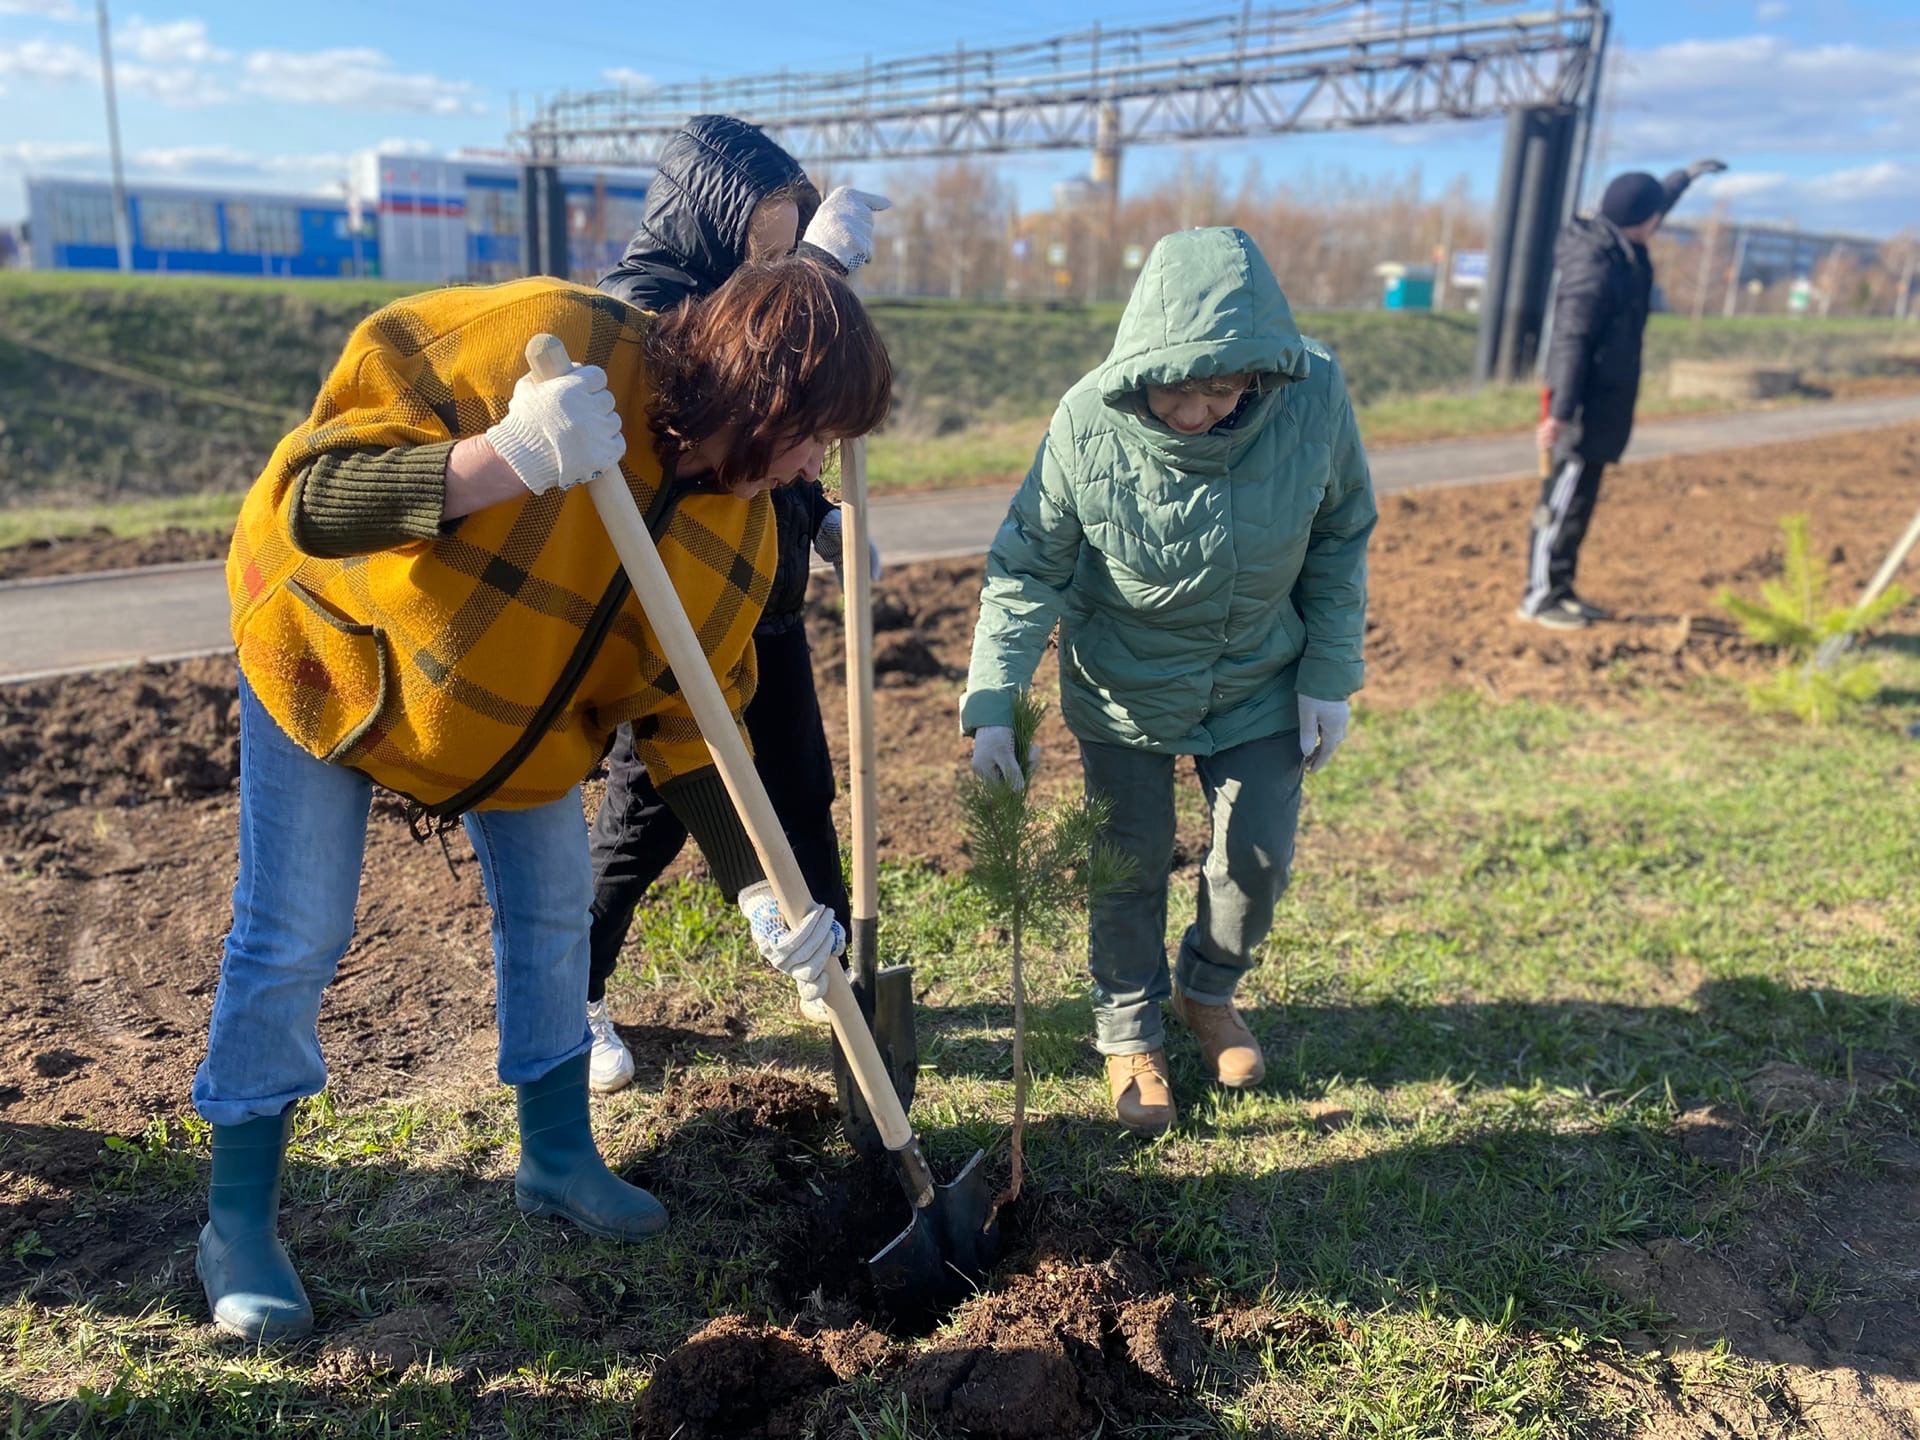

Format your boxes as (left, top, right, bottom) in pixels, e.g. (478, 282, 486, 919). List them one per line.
(5, 392, 1917, 683)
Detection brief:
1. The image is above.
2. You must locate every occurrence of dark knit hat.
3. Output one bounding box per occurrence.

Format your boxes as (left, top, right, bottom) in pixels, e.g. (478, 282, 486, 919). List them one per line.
(1601, 172, 1665, 228)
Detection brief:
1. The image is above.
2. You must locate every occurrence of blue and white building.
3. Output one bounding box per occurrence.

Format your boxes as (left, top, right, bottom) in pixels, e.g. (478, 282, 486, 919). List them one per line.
(24, 152, 653, 284)
(374, 153, 652, 285)
(26, 176, 377, 277)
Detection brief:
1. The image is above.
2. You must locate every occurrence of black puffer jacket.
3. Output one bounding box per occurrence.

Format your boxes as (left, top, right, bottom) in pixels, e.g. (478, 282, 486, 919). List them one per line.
(1543, 168, 1692, 464)
(598, 114, 831, 633)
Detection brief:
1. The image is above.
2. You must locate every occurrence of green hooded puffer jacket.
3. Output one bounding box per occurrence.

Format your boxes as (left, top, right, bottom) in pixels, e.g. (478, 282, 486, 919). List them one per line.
(961, 226, 1376, 755)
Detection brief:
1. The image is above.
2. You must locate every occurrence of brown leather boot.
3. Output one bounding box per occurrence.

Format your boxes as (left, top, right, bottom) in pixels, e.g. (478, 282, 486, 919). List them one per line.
(1170, 989, 1266, 1088)
(1106, 1051, 1176, 1136)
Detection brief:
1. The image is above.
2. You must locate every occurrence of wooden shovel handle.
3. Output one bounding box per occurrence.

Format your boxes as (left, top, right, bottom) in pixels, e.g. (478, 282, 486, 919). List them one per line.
(525, 333, 912, 1152)
(842, 437, 879, 924)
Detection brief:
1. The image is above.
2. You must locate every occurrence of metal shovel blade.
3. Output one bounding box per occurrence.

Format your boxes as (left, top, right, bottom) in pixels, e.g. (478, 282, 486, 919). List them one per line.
(868, 1147, 1000, 1321)
(834, 918, 918, 1159)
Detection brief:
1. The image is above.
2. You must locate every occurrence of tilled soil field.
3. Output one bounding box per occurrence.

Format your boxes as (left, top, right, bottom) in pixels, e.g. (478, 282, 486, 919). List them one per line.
(2, 426, 1918, 1437)
(3, 424, 1917, 1132)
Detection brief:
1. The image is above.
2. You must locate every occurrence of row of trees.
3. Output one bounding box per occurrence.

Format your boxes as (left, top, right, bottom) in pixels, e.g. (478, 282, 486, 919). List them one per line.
(835, 158, 1490, 310)
(835, 157, 1917, 320)
(1649, 218, 1919, 321)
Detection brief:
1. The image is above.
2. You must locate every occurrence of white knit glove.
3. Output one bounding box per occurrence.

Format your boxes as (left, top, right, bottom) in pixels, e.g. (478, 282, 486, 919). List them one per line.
(484, 363, 625, 496)
(802, 186, 891, 273)
(1298, 695, 1351, 774)
(813, 508, 882, 584)
(970, 725, 1024, 792)
(739, 882, 845, 1007)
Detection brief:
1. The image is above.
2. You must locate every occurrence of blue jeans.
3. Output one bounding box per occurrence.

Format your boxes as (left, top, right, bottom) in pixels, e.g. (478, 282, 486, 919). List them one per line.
(192, 675, 594, 1128)
(1078, 731, 1305, 1056)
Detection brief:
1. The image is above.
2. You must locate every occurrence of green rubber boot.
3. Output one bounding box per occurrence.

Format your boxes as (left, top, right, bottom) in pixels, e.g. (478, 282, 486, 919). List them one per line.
(515, 1054, 668, 1240)
(196, 1107, 313, 1343)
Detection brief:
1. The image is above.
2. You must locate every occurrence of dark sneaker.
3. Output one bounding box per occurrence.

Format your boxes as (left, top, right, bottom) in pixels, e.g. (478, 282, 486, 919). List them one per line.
(1516, 598, 1588, 631)
(1565, 594, 1614, 622)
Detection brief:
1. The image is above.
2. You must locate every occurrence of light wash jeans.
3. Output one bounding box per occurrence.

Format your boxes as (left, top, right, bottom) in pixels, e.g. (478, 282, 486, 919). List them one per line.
(1078, 731, 1305, 1057)
(192, 675, 594, 1128)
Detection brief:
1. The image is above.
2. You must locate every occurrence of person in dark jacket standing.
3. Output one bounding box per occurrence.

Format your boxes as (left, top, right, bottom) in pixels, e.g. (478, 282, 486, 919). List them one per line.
(1519, 158, 1726, 630)
(587, 115, 886, 1091)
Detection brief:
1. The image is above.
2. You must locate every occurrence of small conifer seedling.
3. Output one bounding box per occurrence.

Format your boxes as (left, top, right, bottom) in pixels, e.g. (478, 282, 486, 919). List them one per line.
(1717, 513, 1909, 726)
(962, 690, 1132, 1219)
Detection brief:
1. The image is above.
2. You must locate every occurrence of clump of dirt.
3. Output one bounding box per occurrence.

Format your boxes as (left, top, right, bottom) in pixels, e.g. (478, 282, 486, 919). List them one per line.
(633, 1314, 838, 1439)
(0, 656, 238, 863)
(901, 1250, 1205, 1438)
(652, 1071, 834, 1133)
(874, 634, 958, 684)
(0, 526, 228, 582)
(314, 1304, 453, 1382)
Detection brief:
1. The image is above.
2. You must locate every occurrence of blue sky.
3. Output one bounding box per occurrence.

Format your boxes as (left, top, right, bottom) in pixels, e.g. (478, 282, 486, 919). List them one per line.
(3, 0, 1916, 235)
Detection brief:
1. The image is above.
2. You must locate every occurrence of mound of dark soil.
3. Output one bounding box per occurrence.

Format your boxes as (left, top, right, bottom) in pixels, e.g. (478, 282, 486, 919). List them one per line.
(633, 1315, 839, 1439)
(635, 1248, 1203, 1440)
(900, 1250, 1204, 1438)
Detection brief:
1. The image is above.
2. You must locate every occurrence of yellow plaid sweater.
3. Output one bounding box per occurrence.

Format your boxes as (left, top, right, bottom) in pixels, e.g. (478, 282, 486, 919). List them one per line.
(228, 277, 776, 843)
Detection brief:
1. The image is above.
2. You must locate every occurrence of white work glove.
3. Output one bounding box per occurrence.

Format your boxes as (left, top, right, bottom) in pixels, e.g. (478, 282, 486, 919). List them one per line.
(970, 725, 1024, 792)
(739, 882, 846, 1008)
(484, 362, 625, 496)
(813, 508, 882, 584)
(1298, 695, 1351, 774)
(802, 186, 891, 273)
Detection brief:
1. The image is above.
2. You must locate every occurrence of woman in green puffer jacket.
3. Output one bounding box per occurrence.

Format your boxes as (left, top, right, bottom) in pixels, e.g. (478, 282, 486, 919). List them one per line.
(960, 226, 1376, 1136)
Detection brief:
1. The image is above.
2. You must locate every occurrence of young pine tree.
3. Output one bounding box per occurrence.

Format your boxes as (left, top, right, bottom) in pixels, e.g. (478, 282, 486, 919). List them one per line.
(961, 690, 1131, 1218)
(1716, 513, 1909, 726)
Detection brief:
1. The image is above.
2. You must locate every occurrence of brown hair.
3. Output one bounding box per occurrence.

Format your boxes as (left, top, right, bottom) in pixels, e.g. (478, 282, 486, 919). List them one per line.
(645, 256, 892, 490)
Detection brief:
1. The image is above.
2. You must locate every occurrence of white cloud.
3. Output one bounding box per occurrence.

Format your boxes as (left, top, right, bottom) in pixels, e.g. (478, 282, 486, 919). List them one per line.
(1678, 162, 1920, 234)
(603, 67, 654, 92)
(0, 139, 101, 170)
(0, 0, 83, 18)
(117, 61, 228, 106)
(1756, 0, 1789, 19)
(1597, 34, 1920, 232)
(115, 17, 229, 66)
(239, 47, 482, 115)
(0, 38, 95, 87)
(1606, 36, 1920, 158)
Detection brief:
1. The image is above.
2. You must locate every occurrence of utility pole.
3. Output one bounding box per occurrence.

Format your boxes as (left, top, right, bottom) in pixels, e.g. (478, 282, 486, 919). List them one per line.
(95, 0, 131, 272)
(1722, 228, 1749, 318)
(1898, 248, 1915, 322)
(1690, 213, 1720, 324)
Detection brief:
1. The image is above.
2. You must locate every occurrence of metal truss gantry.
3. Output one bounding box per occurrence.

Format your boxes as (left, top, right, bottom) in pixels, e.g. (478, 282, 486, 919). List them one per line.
(515, 1, 1605, 167)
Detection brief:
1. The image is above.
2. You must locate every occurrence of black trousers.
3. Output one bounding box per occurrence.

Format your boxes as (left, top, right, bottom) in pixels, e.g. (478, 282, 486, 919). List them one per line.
(1522, 454, 1607, 613)
(586, 622, 850, 1002)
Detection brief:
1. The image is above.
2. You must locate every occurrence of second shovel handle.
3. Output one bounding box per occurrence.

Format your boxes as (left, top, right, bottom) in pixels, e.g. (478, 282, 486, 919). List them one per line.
(842, 437, 880, 922)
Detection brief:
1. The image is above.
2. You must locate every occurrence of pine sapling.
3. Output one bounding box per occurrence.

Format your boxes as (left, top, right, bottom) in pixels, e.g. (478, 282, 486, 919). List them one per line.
(1717, 513, 1910, 725)
(962, 690, 1131, 1221)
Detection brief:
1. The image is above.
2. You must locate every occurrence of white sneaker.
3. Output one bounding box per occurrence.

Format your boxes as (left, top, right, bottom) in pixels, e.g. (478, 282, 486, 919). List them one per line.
(586, 999, 635, 1094)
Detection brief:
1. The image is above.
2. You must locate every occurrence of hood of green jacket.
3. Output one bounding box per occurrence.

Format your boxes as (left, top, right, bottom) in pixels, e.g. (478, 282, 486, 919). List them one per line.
(1097, 226, 1312, 470)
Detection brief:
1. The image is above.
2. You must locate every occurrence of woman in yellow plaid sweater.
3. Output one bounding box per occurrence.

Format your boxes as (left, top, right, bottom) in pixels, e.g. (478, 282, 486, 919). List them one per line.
(194, 258, 890, 1342)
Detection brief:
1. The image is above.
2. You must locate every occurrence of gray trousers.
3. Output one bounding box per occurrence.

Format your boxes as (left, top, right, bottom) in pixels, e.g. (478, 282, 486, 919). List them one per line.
(1079, 731, 1305, 1056)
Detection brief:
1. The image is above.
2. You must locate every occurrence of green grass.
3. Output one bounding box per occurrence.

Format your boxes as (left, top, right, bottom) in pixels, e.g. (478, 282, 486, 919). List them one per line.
(6, 271, 1915, 511)
(5, 652, 1917, 1435)
(0, 492, 244, 550)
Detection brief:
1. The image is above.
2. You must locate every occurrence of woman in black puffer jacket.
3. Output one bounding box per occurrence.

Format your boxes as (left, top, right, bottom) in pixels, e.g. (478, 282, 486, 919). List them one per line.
(586, 114, 886, 1091)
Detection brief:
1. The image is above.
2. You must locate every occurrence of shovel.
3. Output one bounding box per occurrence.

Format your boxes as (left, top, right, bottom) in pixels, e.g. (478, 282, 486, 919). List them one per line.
(832, 436, 919, 1160)
(525, 335, 996, 1317)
